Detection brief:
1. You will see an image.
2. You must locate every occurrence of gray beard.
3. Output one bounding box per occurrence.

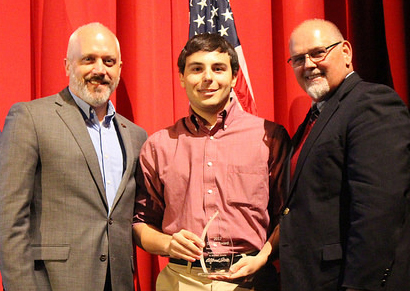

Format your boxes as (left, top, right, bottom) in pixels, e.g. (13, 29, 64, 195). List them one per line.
(70, 72, 118, 107)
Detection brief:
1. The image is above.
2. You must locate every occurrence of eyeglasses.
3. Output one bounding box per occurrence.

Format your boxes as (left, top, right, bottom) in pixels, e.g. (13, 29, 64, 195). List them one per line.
(287, 41, 342, 68)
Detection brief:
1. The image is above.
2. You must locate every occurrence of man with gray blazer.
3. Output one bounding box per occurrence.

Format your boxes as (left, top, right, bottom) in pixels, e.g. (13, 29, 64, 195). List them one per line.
(0, 23, 147, 290)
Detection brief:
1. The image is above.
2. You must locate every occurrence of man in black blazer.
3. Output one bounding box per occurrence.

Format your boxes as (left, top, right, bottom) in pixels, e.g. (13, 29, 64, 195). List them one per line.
(280, 19, 410, 291)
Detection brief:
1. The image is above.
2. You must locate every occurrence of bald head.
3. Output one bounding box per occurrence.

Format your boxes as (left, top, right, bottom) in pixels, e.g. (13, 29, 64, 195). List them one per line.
(288, 19, 353, 102)
(289, 19, 344, 49)
(66, 22, 121, 61)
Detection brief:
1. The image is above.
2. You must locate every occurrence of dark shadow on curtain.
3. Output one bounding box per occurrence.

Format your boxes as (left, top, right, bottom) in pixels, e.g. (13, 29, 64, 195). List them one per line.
(404, 1, 410, 102)
(325, 0, 393, 87)
(116, 80, 135, 122)
(347, 0, 393, 87)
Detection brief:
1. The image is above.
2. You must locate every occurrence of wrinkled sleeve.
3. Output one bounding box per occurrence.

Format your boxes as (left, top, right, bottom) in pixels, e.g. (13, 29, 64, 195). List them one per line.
(268, 124, 291, 229)
(134, 137, 165, 230)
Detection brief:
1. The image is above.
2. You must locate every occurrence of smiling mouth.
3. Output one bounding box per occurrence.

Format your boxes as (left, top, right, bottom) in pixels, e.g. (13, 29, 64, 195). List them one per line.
(198, 88, 218, 96)
(198, 88, 218, 92)
(305, 73, 324, 81)
(87, 77, 110, 86)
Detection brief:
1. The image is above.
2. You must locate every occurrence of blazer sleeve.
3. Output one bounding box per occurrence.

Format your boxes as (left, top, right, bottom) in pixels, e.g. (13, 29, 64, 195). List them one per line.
(0, 103, 39, 289)
(342, 84, 410, 289)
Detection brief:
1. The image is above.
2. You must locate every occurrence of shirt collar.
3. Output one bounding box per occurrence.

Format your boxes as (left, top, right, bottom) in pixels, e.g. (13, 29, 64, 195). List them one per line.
(186, 96, 239, 135)
(311, 99, 326, 113)
(69, 88, 116, 126)
(345, 71, 355, 79)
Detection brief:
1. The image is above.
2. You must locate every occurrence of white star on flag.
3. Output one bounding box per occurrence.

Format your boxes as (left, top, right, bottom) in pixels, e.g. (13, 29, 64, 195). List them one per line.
(193, 14, 205, 28)
(221, 8, 233, 21)
(188, 0, 257, 115)
(197, 0, 207, 10)
(218, 25, 229, 37)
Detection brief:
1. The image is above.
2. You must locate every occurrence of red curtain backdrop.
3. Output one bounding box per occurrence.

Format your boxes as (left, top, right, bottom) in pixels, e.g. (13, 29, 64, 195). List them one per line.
(0, 0, 409, 290)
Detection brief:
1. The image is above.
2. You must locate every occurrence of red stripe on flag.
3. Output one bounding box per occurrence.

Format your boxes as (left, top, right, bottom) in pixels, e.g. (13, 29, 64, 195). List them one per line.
(234, 68, 257, 115)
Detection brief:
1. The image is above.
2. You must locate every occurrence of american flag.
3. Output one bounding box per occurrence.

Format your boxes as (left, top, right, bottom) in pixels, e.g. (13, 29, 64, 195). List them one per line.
(189, 0, 257, 115)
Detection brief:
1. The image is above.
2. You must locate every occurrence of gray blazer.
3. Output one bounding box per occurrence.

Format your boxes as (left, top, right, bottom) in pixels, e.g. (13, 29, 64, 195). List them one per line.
(0, 88, 147, 290)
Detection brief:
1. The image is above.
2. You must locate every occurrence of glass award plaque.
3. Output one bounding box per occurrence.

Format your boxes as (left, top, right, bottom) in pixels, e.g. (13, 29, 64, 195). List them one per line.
(198, 211, 234, 276)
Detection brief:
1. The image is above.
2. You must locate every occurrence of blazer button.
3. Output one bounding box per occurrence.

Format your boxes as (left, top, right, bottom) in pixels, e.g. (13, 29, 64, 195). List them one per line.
(108, 218, 113, 225)
(283, 208, 290, 215)
(100, 254, 107, 262)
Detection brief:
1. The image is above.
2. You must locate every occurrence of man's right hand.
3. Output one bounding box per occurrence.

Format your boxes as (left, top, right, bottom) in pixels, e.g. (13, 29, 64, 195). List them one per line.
(167, 229, 205, 262)
(133, 223, 205, 261)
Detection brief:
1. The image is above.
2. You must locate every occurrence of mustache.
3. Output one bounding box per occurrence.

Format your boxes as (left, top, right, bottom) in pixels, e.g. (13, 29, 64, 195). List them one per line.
(304, 69, 323, 78)
(85, 75, 110, 85)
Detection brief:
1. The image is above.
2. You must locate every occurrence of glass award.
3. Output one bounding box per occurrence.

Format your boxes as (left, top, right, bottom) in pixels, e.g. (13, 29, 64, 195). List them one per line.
(198, 211, 234, 276)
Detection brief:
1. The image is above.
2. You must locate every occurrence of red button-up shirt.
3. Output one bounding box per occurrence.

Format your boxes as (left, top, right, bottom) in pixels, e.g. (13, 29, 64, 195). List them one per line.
(134, 98, 290, 252)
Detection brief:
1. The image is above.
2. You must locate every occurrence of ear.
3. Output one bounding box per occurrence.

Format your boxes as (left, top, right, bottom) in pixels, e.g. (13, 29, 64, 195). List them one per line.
(64, 58, 70, 77)
(341, 40, 353, 66)
(231, 73, 238, 88)
(179, 73, 186, 88)
(118, 61, 123, 75)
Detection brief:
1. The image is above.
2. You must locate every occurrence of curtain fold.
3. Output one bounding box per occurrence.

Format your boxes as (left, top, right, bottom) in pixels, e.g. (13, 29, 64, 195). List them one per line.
(0, 0, 408, 289)
(383, 0, 409, 103)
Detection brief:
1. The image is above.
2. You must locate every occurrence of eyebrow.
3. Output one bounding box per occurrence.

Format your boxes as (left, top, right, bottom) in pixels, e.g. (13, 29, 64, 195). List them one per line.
(81, 53, 117, 59)
(293, 46, 323, 55)
(186, 62, 228, 67)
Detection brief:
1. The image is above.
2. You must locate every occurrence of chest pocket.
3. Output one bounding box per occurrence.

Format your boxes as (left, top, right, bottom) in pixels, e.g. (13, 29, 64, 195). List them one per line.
(226, 165, 268, 210)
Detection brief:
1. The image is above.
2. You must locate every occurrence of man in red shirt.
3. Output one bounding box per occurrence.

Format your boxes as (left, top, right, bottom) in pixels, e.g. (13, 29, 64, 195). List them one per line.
(134, 33, 290, 291)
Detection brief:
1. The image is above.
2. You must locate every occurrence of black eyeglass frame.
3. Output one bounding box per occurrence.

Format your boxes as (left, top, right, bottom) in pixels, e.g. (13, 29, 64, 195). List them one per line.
(287, 41, 342, 67)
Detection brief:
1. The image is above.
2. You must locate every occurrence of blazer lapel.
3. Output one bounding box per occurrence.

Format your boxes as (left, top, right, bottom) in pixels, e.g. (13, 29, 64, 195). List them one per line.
(110, 115, 134, 210)
(54, 88, 107, 203)
(287, 73, 362, 202)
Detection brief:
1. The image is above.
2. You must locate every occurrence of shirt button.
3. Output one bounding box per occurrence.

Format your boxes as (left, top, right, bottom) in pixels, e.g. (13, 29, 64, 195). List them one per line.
(100, 254, 107, 262)
(107, 180, 111, 185)
(210, 136, 214, 140)
(224, 125, 228, 129)
(207, 189, 213, 194)
(207, 162, 213, 167)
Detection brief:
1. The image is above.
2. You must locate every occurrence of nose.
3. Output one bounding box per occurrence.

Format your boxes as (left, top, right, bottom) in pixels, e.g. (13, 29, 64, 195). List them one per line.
(304, 54, 317, 68)
(202, 68, 213, 82)
(92, 59, 106, 75)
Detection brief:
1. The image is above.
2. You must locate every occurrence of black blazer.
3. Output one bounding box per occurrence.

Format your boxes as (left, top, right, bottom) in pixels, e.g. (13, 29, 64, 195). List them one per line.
(280, 73, 410, 291)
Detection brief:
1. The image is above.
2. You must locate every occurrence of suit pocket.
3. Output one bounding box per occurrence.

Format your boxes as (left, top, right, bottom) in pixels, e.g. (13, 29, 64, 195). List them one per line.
(322, 243, 342, 261)
(31, 244, 70, 261)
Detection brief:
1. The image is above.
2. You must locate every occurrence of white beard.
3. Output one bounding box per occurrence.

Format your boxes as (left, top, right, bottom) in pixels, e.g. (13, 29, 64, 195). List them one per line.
(306, 80, 330, 102)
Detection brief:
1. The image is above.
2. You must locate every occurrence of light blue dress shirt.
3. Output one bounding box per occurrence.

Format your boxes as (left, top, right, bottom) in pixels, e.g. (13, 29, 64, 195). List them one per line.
(71, 91, 123, 215)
